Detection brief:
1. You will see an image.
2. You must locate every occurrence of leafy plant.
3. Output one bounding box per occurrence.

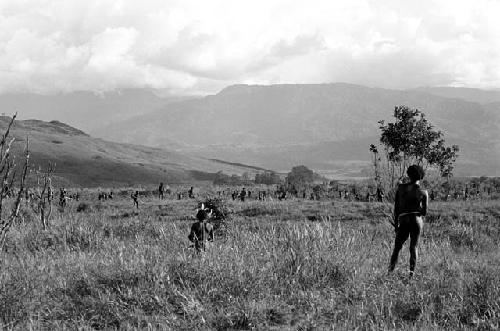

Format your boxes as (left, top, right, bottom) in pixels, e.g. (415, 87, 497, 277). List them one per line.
(370, 105, 459, 198)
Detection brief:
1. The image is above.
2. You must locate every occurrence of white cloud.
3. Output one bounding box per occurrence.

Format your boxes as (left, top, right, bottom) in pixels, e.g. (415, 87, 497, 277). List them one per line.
(0, 0, 499, 94)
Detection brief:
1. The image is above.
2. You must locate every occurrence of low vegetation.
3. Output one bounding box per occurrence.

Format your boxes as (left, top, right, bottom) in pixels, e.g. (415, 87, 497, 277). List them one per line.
(1, 190, 499, 330)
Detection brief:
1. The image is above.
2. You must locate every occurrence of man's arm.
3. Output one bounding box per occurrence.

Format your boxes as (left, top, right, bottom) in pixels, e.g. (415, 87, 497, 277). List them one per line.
(393, 187, 401, 229)
(420, 190, 428, 217)
(207, 224, 214, 242)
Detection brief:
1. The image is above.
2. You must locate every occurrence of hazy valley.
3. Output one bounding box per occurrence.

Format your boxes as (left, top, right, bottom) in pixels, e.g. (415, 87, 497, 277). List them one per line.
(92, 84, 500, 177)
(1, 83, 499, 183)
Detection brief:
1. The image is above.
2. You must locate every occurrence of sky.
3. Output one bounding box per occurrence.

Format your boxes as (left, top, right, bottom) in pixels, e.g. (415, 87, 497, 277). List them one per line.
(1, 0, 500, 95)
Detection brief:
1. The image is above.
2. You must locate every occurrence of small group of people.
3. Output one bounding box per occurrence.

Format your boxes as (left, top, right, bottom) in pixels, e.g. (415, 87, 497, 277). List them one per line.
(158, 182, 171, 199)
(98, 191, 113, 201)
(231, 187, 249, 201)
(184, 164, 429, 278)
(125, 166, 429, 277)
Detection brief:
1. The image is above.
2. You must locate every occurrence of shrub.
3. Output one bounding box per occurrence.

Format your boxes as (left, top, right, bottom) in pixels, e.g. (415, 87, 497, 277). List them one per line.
(76, 202, 91, 213)
(203, 197, 232, 234)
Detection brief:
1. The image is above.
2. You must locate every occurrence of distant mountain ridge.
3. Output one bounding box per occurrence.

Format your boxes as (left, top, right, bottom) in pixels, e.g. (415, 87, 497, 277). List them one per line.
(0, 117, 260, 187)
(0, 89, 195, 132)
(412, 86, 500, 104)
(94, 83, 500, 177)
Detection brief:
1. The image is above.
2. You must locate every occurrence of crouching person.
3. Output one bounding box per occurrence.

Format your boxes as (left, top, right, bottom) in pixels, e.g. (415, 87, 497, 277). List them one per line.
(188, 209, 214, 252)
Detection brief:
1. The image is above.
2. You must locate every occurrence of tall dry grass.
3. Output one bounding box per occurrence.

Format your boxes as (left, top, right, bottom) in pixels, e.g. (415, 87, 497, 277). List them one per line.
(0, 195, 499, 330)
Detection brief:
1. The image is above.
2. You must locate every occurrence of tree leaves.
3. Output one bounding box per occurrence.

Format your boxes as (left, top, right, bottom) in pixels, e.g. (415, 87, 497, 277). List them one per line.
(378, 105, 459, 178)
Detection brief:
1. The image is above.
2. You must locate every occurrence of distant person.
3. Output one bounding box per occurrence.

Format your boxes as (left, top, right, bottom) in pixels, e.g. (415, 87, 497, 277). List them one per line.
(131, 191, 139, 209)
(158, 182, 165, 200)
(389, 165, 428, 278)
(240, 188, 247, 202)
(188, 209, 214, 252)
(189, 186, 195, 198)
(376, 186, 385, 202)
(59, 188, 67, 207)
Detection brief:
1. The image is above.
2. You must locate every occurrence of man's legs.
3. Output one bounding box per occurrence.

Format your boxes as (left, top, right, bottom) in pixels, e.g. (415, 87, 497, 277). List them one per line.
(389, 223, 409, 272)
(409, 216, 423, 275)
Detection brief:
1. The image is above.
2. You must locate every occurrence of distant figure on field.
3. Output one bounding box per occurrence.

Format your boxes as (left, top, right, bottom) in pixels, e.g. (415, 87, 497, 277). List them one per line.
(189, 186, 195, 198)
(389, 165, 428, 278)
(376, 186, 385, 202)
(59, 188, 67, 207)
(188, 209, 214, 252)
(131, 191, 139, 209)
(158, 182, 165, 200)
(240, 187, 247, 202)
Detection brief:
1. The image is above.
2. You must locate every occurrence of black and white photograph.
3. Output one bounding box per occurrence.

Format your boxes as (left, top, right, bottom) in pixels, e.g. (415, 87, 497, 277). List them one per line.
(0, 0, 499, 329)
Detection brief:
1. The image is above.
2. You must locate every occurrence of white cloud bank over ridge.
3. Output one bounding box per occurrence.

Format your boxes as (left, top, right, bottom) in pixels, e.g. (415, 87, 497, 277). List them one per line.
(0, 0, 499, 94)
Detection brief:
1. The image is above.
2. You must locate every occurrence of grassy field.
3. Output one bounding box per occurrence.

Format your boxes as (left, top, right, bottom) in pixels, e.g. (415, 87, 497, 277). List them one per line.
(1, 190, 499, 330)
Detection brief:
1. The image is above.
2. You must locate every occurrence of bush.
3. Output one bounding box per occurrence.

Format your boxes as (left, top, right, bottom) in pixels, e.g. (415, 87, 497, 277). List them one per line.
(203, 197, 232, 234)
(76, 202, 91, 213)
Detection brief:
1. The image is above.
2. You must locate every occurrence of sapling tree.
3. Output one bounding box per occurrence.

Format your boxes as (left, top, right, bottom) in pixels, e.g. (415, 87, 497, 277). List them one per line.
(0, 114, 30, 248)
(370, 105, 459, 199)
(30, 163, 55, 230)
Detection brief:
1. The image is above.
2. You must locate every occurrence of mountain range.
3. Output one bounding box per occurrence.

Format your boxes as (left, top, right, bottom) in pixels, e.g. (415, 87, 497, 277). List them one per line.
(92, 84, 500, 177)
(0, 89, 192, 132)
(1, 83, 498, 181)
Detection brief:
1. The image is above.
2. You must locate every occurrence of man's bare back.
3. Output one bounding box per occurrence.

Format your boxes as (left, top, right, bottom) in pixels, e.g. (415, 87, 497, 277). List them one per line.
(394, 183, 428, 220)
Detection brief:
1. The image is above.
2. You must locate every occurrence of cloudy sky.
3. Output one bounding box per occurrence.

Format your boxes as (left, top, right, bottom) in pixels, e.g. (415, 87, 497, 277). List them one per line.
(1, 0, 499, 95)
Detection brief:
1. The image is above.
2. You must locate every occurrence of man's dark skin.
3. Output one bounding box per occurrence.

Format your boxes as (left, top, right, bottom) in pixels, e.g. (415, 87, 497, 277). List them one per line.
(389, 165, 429, 277)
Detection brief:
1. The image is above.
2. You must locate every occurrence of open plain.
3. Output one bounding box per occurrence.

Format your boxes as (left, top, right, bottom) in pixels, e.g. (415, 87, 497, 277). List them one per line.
(1, 188, 499, 330)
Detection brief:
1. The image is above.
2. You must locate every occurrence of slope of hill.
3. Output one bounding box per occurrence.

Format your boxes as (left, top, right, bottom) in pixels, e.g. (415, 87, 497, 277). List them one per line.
(94, 83, 500, 177)
(0, 117, 260, 187)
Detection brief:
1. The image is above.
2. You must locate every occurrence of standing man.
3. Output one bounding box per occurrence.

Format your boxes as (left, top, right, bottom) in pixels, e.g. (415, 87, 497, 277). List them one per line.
(389, 165, 428, 278)
(59, 188, 67, 208)
(131, 190, 139, 209)
(158, 182, 165, 200)
(376, 186, 385, 202)
(240, 187, 247, 202)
